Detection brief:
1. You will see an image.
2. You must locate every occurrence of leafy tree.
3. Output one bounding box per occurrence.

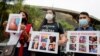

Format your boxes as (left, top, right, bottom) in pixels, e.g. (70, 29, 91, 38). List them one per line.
(58, 19, 74, 31)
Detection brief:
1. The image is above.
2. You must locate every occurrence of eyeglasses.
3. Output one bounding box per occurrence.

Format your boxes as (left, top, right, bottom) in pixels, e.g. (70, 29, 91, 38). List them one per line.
(79, 17, 86, 19)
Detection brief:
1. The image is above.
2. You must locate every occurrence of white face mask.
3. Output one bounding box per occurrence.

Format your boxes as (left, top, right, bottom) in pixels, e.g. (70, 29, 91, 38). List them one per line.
(45, 14, 54, 20)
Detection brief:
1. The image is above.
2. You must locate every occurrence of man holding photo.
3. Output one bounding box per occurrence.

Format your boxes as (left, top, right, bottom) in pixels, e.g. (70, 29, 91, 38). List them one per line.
(75, 12, 96, 56)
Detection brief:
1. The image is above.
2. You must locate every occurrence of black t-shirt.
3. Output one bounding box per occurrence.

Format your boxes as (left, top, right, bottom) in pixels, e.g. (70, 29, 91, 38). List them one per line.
(40, 22, 64, 34)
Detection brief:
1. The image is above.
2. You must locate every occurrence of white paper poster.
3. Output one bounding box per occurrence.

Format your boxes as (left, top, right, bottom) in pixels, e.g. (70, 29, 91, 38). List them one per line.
(66, 31, 100, 55)
(6, 14, 22, 33)
(28, 31, 59, 54)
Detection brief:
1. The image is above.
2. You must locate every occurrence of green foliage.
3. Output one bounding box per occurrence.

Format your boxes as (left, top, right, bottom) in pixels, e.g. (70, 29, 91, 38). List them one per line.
(95, 25, 100, 30)
(23, 5, 43, 30)
(0, 1, 43, 42)
(58, 19, 74, 31)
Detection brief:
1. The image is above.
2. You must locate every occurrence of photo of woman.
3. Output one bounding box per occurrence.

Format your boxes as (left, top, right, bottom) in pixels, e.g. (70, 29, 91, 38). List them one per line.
(89, 45, 97, 53)
(79, 36, 86, 43)
(32, 42, 39, 49)
(89, 36, 97, 44)
(49, 36, 56, 43)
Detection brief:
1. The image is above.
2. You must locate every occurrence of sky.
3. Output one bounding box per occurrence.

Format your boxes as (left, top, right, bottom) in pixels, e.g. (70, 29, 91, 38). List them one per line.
(23, 0, 100, 20)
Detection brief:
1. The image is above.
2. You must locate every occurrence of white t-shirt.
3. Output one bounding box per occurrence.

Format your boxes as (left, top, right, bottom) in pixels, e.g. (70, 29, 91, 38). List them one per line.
(7, 27, 33, 48)
(7, 32, 21, 45)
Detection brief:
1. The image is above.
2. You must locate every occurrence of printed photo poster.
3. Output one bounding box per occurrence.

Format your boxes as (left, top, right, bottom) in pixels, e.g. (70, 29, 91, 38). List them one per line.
(6, 14, 22, 33)
(66, 31, 100, 55)
(99, 32, 100, 55)
(28, 31, 59, 54)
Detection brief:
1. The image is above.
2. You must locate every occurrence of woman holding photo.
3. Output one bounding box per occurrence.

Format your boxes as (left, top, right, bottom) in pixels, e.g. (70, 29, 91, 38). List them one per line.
(3, 11, 32, 56)
(35, 9, 67, 56)
(14, 11, 32, 56)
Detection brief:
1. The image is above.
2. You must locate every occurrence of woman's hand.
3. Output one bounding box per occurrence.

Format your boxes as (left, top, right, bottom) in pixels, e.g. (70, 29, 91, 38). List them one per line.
(58, 34, 68, 46)
(21, 24, 26, 30)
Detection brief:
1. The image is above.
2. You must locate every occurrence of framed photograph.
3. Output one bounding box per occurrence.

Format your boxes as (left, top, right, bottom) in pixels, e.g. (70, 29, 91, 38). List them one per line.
(28, 31, 59, 54)
(6, 14, 22, 33)
(66, 31, 100, 55)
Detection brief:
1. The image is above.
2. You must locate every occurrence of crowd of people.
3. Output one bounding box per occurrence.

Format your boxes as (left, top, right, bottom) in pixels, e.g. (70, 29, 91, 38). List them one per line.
(2, 9, 98, 56)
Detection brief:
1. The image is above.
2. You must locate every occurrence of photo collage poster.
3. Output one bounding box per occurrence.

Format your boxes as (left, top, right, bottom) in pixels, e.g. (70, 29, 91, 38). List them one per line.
(28, 31, 59, 54)
(66, 31, 100, 55)
(6, 14, 22, 33)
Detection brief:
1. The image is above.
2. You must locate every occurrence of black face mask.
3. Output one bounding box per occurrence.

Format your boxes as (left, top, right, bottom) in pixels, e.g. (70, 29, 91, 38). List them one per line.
(21, 18, 27, 25)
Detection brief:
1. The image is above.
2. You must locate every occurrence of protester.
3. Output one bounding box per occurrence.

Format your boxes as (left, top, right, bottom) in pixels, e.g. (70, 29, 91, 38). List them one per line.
(14, 11, 32, 56)
(74, 12, 96, 56)
(35, 9, 67, 56)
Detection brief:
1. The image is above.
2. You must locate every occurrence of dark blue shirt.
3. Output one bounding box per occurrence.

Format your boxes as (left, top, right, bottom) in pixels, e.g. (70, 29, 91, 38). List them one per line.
(75, 26, 96, 31)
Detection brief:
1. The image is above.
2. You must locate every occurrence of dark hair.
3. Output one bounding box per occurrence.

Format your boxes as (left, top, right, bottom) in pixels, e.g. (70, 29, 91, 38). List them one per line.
(80, 12, 89, 17)
(19, 11, 28, 20)
(39, 10, 56, 30)
(19, 11, 28, 25)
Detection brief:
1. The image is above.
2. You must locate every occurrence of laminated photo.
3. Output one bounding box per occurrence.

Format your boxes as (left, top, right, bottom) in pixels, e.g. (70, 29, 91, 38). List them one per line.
(6, 14, 22, 33)
(66, 31, 100, 55)
(28, 31, 59, 54)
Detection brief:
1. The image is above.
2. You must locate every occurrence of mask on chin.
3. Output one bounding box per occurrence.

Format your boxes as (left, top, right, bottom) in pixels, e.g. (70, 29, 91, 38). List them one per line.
(45, 14, 54, 20)
(79, 19, 89, 27)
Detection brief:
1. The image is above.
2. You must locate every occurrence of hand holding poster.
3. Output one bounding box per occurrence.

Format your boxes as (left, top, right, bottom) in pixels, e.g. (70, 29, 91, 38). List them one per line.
(28, 31, 59, 54)
(66, 31, 100, 55)
(6, 14, 22, 33)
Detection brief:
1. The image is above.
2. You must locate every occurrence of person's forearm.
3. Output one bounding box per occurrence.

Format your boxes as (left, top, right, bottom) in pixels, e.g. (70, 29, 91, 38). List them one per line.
(58, 34, 67, 45)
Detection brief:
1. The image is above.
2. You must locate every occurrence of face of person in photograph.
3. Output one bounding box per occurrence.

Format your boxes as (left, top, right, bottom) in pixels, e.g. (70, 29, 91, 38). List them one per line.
(92, 45, 97, 49)
(72, 44, 75, 48)
(41, 42, 46, 48)
(52, 44, 55, 49)
(20, 11, 28, 25)
(50, 36, 56, 43)
(49, 44, 53, 49)
(33, 42, 38, 49)
(71, 37, 76, 43)
(45, 10, 55, 21)
(9, 18, 17, 30)
(70, 44, 76, 50)
(90, 36, 97, 43)
(34, 35, 39, 41)
(79, 12, 90, 27)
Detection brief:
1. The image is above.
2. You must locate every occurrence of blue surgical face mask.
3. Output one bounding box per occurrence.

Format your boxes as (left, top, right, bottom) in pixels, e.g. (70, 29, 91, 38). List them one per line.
(79, 19, 88, 27)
